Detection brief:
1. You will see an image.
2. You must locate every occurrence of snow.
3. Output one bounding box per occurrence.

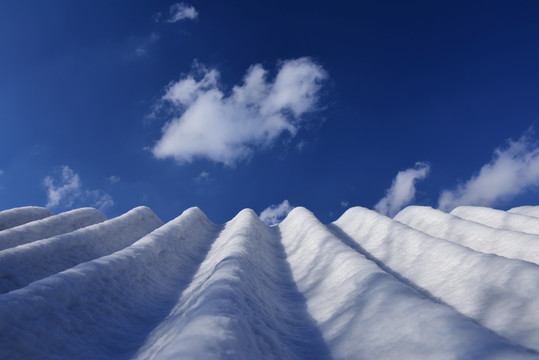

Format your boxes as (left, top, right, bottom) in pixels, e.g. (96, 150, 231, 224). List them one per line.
(0, 206, 52, 231)
(510, 206, 539, 219)
(0, 206, 162, 294)
(1, 204, 539, 359)
(395, 206, 539, 264)
(0, 207, 217, 359)
(336, 206, 539, 352)
(0, 207, 106, 251)
(282, 207, 535, 359)
(451, 206, 539, 235)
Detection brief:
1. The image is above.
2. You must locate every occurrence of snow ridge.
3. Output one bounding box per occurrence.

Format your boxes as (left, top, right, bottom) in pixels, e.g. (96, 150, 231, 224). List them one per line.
(0, 206, 162, 294)
(1, 205, 539, 359)
(336, 206, 539, 351)
(0, 206, 52, 231)
(451, 206, 539, 235)
(395, 206, 539, 264)
(0, 207, 106, 251)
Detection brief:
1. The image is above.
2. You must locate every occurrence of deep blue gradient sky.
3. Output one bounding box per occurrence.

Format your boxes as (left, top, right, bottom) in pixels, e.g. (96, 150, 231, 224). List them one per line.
(1, 1, 539, 223)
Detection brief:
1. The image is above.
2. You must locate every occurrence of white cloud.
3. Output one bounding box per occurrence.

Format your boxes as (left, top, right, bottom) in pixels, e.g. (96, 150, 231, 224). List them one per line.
(439, 133, 539, 211)
(375, 162, 430, 217)
(0, 169, 3, 176)
(259, 200, 293, 226)
(44, 166, 113, 211)
(168, 3, 198, 22)
(152, 58, 327, 166)
(341, 201, 349, 208)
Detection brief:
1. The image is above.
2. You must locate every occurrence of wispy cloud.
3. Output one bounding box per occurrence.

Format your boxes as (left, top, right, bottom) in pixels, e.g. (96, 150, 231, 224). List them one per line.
(152, 57, 327, 166)
(259, 200, 293, 226)
(194, 171, 211, 182)
(375, 162, 430, 217)
(0, 169, 3, 176)
(44, 166, 113, 211)
(168, 3, 198, 22)
(439, 132, 539, 211)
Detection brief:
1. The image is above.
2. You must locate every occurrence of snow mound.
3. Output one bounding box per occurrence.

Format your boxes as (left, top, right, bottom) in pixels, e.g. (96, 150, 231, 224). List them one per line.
(0, 206, 52, 231)
(0, 206, 162, 294)
(510, 206, 539, 219)
(1, 205, 539, 359)
(0, 207, 106, 251)
(451, 206, 539, 235)
(395, 206, 539, 265)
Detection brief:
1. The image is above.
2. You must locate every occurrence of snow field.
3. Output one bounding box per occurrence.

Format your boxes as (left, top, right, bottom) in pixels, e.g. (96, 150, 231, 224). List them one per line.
(451, 206, 539, 235)
(2, 205, 539, 359)
(334, 206, 539, 352)
(0, 206, 162, 294)
(510, 206, 539, 219)
(0, 207, 219, 359)
(279, 207, 536, 359)
(395, 206, 539, 265)
(135, 208, 331, 360)
(0, 206, 52, 231)
(0, 207, 106, 251)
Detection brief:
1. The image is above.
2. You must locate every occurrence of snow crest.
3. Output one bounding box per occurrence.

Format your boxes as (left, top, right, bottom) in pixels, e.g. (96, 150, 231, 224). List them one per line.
(0, 205, 538, 359)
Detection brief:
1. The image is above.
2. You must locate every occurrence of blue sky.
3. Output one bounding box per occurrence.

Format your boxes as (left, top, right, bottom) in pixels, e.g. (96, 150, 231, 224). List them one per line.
(1, 1, 539, 223)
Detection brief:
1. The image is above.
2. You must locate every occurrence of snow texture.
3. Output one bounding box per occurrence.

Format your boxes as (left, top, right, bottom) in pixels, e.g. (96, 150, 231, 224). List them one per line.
(0, 206, 162, 293)
(336, 207, 539, 352)
(1, 204, 539, 359)
(510, 206, 539, 219)
(451, 206, 539, 235)
(0, 207, 106, 251)
(395, 206, 539, 265)
(0, 206, 52, 231)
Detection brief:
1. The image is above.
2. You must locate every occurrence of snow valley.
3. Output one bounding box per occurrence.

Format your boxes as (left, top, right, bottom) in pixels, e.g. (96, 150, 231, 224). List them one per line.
(1, 205, 539, 359)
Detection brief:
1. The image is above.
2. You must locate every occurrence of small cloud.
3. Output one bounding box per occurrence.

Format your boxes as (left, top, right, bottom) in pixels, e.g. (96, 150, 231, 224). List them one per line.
(44, 166, 113, 211)
(439, 131, 539, 211)
(375, 162, 430, 217)
(340, 201, 349, 208)
(152, 57, 328, 166)
(0, 169, 3, 176)
(259, 200, 293, 226)
(168, 3, 198, 22)
(108, 175, 120, 184)
(194, 171, 210, 182)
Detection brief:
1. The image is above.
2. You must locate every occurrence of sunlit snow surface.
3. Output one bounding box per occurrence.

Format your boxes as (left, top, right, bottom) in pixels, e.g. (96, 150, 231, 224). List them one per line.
(1, 206, 539, 359)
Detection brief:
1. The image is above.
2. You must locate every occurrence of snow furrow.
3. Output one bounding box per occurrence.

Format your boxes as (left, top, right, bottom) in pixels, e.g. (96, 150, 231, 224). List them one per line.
(0, 207, 106, 251)
(134, 209, 331, 360)
(395, 206, 539, 264)
(451, 206, 539, 235)
(0, 207, 218, 360)
(510, 206, 539, 219)
(278, 207, 536, 359)
(0, 206, 52, 231)
(0, 206, 162, 294)
(334, 206, 539, 352)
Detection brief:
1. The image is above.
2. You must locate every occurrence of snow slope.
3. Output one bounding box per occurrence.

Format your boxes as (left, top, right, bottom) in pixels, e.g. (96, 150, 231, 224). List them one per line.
(0, 207, 106, 251)
(1, 205, 539, 359)
(0, 206, 52, 231)
(0, 206, 162, 294)
(510, 206, 539, 219)
(394, 206, 539, 265)
(451, 206, 539, 235)
(335, 207, 539, 352)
